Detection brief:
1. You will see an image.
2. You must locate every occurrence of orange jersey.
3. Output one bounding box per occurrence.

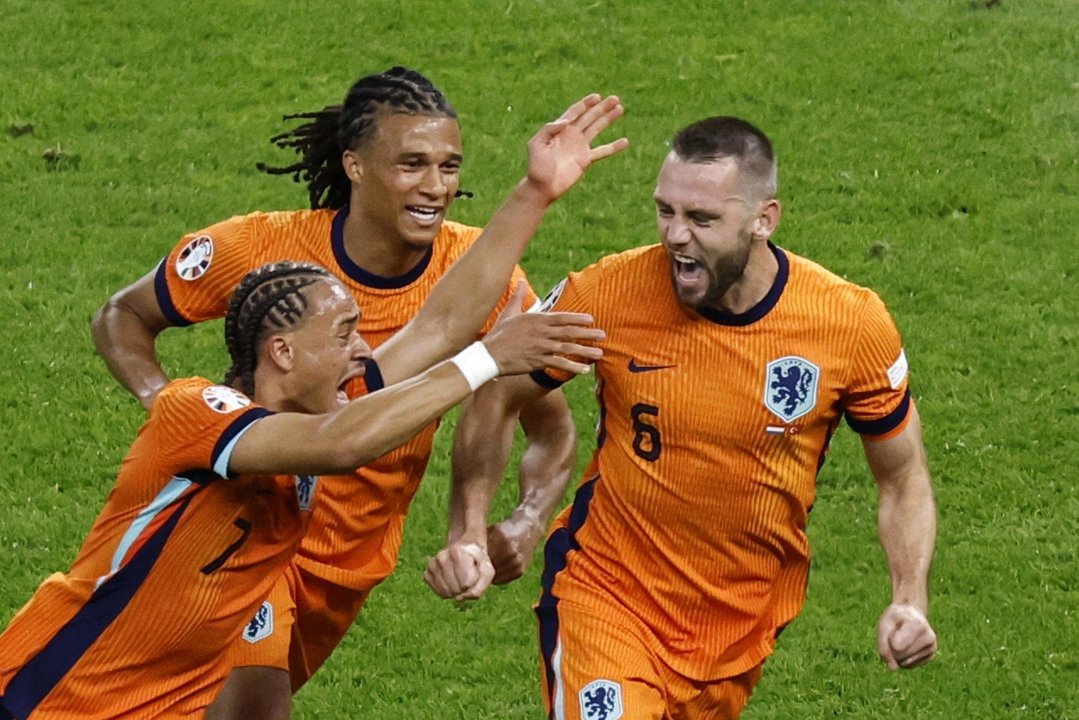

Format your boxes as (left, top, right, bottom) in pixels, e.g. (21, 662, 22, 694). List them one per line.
(533, 244, 911, 681)
(0, 378, 311, 719)
(157, 208, 535, 588)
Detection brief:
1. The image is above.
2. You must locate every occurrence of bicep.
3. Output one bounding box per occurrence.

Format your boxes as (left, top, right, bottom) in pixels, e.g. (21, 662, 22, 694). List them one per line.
(100, 266, 173, 334)
(862, 402, 928, 488)
(226, 413, 345, 477)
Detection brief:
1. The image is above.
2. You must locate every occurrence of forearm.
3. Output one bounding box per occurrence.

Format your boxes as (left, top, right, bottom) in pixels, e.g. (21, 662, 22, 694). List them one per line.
(448, 386, 520, 544)
(513, 390, 575, 527)
(91, 300, 170, 409)
(412, 180, 551, 346)
(878, 469, 936, 612)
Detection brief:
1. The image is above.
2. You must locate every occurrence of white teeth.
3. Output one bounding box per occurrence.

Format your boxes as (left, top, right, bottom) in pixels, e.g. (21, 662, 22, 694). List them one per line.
(407, 206, 439, 219)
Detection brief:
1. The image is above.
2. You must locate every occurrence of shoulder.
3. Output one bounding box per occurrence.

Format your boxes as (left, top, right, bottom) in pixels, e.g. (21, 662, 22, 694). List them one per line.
(783, 248, 889, 314)
(152, 377, 258, 422)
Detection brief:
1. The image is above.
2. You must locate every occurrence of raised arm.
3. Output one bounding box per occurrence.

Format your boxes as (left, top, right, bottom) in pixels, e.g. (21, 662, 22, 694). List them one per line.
(862, 402, 938, 671)
(91, 267, 174, 410)
(374, 94, 627, 385)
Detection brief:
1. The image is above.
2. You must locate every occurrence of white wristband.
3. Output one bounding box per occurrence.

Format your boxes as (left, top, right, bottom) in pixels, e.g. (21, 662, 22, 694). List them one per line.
(450, 341, 500, 391)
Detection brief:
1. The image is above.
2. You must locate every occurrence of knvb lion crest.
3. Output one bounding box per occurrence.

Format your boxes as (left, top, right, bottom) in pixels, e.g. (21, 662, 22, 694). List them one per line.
(242, 601, 273, 644)
(764, 356, 820, 422)
(579, 679, 623, 720)
(295, 475, 317, 511)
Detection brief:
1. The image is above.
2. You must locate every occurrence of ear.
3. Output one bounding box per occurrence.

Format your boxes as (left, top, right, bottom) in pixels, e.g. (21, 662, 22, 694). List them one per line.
(266, 334, 295, 372)
(751, 199, 782, 242)
(342, 149, 363, 184)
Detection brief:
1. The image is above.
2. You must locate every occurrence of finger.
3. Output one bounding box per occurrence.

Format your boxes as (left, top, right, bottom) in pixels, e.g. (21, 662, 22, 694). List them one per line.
(451, 551, 480, 590)
(574, 95, 622, 139)
(455, 555, 495, 601)
(545, 356, 592, 376)
(877, 622, 899, 671)
(554, 93, 602, 125)
(543, 312, 596, 326)
(589, 137, 631, 163)
(897, 644, 937, 668)
(424, 563, 455, 599)
(496, 284, 527, 322)
(550, 343, 603, 361)
(544, 325, 606, 342)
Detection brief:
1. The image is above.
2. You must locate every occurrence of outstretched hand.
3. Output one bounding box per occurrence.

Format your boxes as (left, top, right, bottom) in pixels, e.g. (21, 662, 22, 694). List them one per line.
(525, 94, 629, 203)
(482, 285, 604, 376)
(877, 603, 938, 670)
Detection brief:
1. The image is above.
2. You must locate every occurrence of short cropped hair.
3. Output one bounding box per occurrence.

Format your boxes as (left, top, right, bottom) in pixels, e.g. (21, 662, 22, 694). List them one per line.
(671, 117, 777, 199)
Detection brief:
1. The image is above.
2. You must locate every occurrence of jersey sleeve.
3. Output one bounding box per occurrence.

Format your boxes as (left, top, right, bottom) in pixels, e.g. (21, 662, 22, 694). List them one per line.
(527, 264, 601, 388)
(842, 291, 912, 439)
(154, 214, 260, 326)
(153, 380, 273, 479)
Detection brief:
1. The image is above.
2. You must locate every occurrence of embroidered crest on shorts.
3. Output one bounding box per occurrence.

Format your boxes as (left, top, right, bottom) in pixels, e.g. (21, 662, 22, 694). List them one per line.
(295, 475, 317, 511)
(175, 234, 214, 281)
(531, 278, 567, 313)
(764, 355, 820, 422)
(579, 679, 623, 720)
(202, 385, 252, 414)
(242, 601, 274, 644)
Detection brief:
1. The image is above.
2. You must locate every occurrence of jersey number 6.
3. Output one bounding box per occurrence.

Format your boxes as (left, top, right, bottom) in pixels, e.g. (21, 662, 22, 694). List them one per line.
(631, 403, 661, 462)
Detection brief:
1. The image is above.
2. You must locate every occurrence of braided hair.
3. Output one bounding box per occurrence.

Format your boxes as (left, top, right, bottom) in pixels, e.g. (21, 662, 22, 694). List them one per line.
(224, 261, 336, 396)
(258, 66, 460, 210)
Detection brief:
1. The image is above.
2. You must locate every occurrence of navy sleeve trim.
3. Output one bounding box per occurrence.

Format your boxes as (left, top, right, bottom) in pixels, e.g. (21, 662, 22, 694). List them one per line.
(529, 369, 565, 390)
(364, 358, 385, 392)
(153, 258, 193, 327)
(845, 388, 911, 436)
(211, 406, 274, 477)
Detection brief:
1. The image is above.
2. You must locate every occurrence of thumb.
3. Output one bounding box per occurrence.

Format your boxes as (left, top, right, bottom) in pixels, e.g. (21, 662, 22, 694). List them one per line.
(878, 614, 900, 671)
(495, 283, 527, 323)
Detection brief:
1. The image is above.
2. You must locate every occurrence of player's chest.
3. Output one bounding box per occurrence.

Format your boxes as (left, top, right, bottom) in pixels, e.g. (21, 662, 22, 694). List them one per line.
(596, 320, 851, 449)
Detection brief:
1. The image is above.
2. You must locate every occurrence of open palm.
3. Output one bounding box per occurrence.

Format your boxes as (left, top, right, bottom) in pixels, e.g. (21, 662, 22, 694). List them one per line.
(525, 94, 628, 201)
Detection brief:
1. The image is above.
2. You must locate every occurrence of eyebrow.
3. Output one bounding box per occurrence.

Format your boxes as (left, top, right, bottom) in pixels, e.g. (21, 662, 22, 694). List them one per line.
(396, 151, 463, 163)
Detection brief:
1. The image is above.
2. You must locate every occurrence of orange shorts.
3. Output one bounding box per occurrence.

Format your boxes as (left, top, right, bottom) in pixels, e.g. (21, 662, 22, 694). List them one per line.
(224, 563, 371, 690)
(536, 600, 763, 720)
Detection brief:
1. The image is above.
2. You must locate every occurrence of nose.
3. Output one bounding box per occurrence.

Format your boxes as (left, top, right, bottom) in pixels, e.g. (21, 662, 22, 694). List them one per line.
(662, 214, 692, 248)
(351, 331, 373, 361)
(419, 164, 447, 197)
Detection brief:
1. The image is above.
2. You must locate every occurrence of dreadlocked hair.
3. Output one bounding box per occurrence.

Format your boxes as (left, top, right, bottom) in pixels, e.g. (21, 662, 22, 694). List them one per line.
(223, 261, 335, 396)
(257, 66, 460, 210)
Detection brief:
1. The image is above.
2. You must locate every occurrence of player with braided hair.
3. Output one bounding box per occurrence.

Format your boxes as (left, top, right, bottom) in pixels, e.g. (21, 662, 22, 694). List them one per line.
(3, 96, 625, 720)
(94, 70, 612, 720)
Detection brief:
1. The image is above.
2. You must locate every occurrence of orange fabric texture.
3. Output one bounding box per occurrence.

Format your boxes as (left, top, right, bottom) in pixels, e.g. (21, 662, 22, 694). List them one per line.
(537, 601, 762, 720)
(0, 378, 306, 719)
(536, 244, 911, 682)
(159, 208, 535, 672)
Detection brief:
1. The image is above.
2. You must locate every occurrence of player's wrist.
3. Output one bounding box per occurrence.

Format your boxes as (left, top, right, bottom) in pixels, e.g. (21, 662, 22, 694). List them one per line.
(451, 342, 500, 390)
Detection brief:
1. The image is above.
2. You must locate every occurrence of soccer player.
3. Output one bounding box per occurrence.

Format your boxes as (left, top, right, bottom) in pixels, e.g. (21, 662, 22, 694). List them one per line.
(0, 97, 624, 720)
(91, 70, 623, 717)
(427, 116, 938, 719)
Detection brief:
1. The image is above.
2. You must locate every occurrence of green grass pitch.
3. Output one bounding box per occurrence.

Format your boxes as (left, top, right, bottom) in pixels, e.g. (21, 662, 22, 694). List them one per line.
(1, 1, 1076, 717)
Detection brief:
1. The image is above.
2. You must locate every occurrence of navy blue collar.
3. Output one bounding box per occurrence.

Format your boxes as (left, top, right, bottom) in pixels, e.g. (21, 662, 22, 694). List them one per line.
(695, 243, 788, 327)
(330, 205, 433, 289)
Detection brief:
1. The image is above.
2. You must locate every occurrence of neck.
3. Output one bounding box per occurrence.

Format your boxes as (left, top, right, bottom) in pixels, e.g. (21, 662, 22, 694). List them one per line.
(341, 206, 430, 278)
(251, 370, 307, 414)
(713, 241, 778, 315)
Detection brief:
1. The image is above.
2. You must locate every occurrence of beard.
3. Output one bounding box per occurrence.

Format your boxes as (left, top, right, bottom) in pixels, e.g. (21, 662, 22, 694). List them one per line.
(669, 240, 752, 311)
